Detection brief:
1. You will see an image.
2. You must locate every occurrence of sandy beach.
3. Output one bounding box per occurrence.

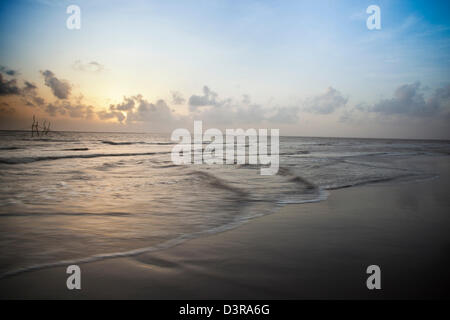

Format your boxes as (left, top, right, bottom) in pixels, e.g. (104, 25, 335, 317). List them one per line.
(1, 155, 449, 299)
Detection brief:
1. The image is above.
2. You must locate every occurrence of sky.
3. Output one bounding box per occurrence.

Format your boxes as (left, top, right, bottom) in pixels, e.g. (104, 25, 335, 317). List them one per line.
(0, 0, 449, 139)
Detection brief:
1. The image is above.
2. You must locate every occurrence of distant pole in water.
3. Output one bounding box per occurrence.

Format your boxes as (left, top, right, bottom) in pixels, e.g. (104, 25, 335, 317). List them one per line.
(45, 122, 50, 135)
(31, 115, 40, 137)
(31, 116, 36, 137)
(31, 115, 50, 137)
(42, 120, 50, 136)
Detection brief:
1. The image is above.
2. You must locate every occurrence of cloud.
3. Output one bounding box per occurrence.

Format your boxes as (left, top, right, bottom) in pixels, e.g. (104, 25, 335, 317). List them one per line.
(72, 60, 105, 73)
(101, 90, 281, 127)
(0, 67, 46, 106)
(129, 98, 175, 124)
(188, 86, 221, 110)
(0, 102, 15, 115)
(45, 103, 60, 116)
(303, 87, 348, 114)
(64, 103, 95, 119)
(2, 69, 303, 128)
(40, 70, 71, 99)
(194, 103, 261, 125)
(21, 81, 45, 106)
(171, 91, 185, 105)
(97, 95, 178, 125)
(44, 101, 95, 119)
(23, 81, 37, 92)
(369, 82, 450, 117)
(102, 87, 301, 127)
(110, 96, 136, 111)
(98, 96, 136, 123)
(97, 109, 125, 122)
(268, 106, 300, 124)
(193, 103, 300, 126)
(0, 73, 20, 95)
(186, 86, 299, 125)
(340, 83, 450, 125)
(0, 65, 19, 76)
(0, 65, 180, 127)
(241, 94, 251, 104)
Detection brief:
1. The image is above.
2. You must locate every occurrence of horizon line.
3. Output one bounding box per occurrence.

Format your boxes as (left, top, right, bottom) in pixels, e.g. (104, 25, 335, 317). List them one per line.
(0, 129, 449, 142)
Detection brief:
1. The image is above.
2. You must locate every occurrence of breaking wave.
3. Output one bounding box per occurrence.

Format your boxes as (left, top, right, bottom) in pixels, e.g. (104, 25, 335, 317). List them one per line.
(101, 140, 174, 146)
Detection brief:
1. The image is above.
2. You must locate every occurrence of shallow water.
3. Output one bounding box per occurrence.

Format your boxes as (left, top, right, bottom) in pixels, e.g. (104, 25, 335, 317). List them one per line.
(0, 131, 449, 276)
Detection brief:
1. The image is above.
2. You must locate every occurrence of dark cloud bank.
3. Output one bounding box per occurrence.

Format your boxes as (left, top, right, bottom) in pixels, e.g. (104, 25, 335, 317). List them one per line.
(370, 82, 450, 117)
(1, 65, 449, 137)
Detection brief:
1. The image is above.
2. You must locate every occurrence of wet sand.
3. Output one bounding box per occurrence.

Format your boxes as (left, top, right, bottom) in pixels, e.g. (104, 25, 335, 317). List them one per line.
(1, 156, 450, 299)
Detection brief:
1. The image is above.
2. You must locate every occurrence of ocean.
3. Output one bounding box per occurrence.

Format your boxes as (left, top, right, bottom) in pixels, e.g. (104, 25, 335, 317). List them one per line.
(0, 130, 449, 277)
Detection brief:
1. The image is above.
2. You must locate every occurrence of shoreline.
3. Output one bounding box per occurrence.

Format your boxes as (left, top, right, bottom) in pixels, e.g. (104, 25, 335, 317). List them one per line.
(1, 156, 450, 299)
